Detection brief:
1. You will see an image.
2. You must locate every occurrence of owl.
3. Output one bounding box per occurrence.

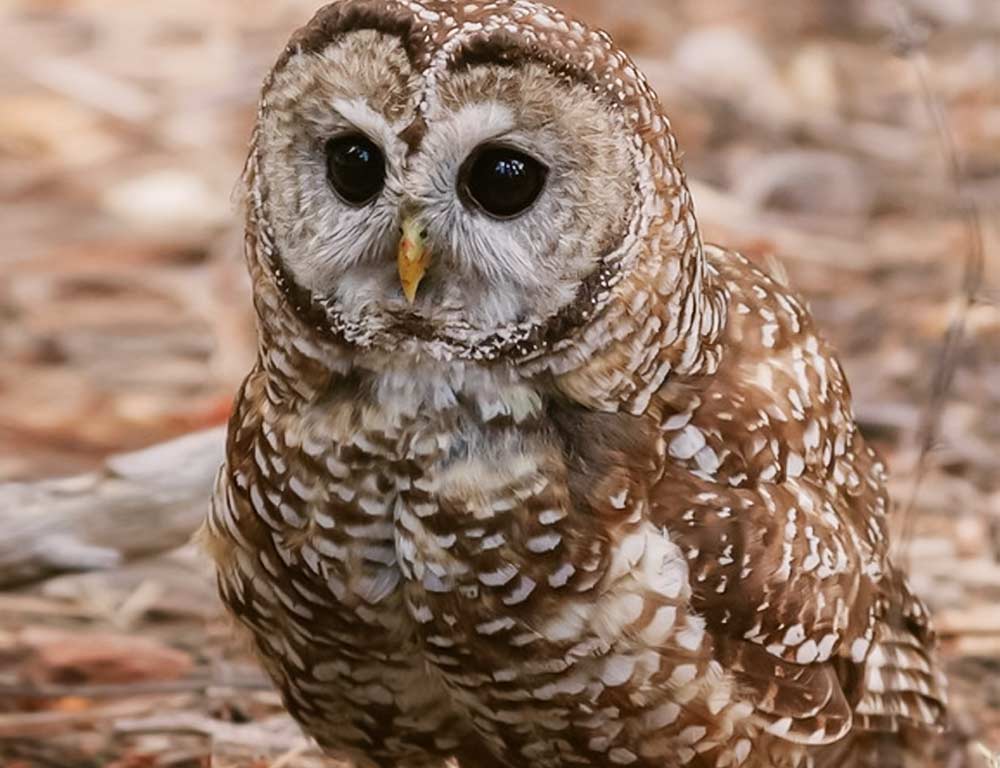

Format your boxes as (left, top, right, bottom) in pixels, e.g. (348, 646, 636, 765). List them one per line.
(202, 1, 947, 767)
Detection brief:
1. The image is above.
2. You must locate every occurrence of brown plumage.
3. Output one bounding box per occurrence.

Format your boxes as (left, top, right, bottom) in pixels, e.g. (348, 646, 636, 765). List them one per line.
(202, 2, 947, 766)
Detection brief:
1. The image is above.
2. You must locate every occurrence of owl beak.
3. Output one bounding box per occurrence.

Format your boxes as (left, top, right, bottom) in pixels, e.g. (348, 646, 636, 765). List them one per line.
(398, 217, 430, 304)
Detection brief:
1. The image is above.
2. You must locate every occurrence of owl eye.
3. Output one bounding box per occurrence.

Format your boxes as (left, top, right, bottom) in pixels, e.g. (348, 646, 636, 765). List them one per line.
(461, 145, 548, 219)
(325, 134, 386, 205)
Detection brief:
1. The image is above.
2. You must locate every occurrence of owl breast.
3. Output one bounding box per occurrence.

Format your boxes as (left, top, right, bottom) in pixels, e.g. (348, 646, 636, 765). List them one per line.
(208, 353, 735, 767)
(359, 361, 746, 767)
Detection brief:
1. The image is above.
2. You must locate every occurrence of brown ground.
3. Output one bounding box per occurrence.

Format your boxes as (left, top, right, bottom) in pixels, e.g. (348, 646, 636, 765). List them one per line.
(1, 0, 998, 765)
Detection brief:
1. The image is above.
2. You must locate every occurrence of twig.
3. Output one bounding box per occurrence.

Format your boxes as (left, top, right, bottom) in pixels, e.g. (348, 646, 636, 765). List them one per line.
(0, 427, 225, 589)
(0, 697, 189, 737)
(0, 593, 107, 619)
(0, 676, 272, 701)
(889, 0, 987, 561)
(975, 742, 1000, 768)
(114, 712, 316, 752)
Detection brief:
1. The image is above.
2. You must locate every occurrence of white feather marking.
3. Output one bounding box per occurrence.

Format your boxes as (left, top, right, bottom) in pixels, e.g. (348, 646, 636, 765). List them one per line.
(502, 576, 537, 605)
(538, 508, 568, 525)
(609, 748, 638, 765)
(641, 605, 677, 643)
(796, 639, 820, 664)
(675, 618, 705, 651)
(475, 617, 516, 636)
(669, 425, 706, 460)
(783, 624, 806, 647)
(851, 637, 871, 662)
(643, 701, 681, 730)
(548, 562, 576, 588)
(479, 564, 519, 587)
(786, 451, 805, 478)
(766, 717, 793, 737)
(526, 533, 562, 553)
(679, 725, 707, 745)
(669, 664, 698, 687)
(601, 655, 637, 687)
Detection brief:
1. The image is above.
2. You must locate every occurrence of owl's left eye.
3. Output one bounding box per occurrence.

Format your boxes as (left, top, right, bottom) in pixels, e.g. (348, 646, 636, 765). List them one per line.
(325, 134, 386, 206)
(460, 145, 548, 219)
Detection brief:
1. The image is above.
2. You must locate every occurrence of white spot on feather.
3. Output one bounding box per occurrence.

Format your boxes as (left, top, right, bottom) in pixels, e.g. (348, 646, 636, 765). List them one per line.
(766, 717, 793, 737)
(669, 426, 706, 460)
(479, 564, 519, 587)
(476, 617, 516, 636)
(643, 701, 681, 730)
(669, 664, 698, 686)
(548, 563, 575, 588)
(851, 637, 871, 662)
(601, 655, 636, 687)
(796, 639, 820, 664)
(676, 618, 705, 651)
(527, 533, 562, 553)
(786, 452, 805, 478)
(502, 576, 537, 605)
(679, 725, 707, 745)
(609, 748, 638, 765)
(735, 738, 752, 764)
(641, 605, 677, 643)
(783, 624, 806, 647)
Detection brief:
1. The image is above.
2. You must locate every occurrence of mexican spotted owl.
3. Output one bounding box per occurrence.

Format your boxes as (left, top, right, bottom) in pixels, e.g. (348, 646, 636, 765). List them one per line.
(203, 1, 947, 766)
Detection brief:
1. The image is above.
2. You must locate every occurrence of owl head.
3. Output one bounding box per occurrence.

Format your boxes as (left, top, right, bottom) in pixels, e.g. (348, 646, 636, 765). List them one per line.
(246, 0, 709, 380)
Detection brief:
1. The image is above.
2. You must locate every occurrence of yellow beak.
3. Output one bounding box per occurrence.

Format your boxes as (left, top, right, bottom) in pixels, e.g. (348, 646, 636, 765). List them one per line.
(398, 217, 430, 304)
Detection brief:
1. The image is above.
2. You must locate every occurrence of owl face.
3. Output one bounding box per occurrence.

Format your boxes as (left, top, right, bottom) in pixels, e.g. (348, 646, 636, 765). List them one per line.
(250, 0, 687, 362)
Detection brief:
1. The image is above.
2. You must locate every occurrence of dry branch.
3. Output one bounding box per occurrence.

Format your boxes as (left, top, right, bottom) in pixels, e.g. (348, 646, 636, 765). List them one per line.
(0, 428, 225, 589)
(113, 712, 317, 753)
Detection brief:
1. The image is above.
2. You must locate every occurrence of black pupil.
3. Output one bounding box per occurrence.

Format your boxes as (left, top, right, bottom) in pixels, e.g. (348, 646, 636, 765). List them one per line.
(465, 147, 547, 219)
(325, 135, 385, 205)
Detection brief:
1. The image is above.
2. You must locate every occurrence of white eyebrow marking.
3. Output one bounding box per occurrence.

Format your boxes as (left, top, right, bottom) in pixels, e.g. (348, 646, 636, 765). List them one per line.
(432, 101, 518, 152)
(331, 97, 410, 154)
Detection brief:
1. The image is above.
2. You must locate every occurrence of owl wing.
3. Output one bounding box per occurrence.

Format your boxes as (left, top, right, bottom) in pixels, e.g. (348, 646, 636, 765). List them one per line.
(634, 248, 944, 748)
(654, 466, 944, 749)
(653, 465, 876, 746)
(853, 568, 947, 735)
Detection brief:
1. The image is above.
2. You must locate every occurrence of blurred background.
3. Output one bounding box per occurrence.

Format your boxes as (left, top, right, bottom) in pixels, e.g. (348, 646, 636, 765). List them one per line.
(1, 0, 998, 765)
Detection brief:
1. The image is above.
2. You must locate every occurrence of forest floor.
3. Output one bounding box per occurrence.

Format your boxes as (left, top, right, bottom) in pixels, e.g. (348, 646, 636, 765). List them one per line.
(1, 0, 998, 765)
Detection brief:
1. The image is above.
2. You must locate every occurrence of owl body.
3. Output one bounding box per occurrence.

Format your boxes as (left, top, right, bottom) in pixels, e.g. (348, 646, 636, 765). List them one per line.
(204, 2, 946, 766)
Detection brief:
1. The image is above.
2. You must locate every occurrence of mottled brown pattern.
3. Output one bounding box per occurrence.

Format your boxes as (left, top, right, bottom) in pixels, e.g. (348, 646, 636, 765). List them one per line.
(203, 1, 947, 767)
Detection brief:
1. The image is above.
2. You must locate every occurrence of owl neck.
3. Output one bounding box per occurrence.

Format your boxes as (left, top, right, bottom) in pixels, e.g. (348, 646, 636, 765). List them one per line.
(524, 227, 728, 416)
